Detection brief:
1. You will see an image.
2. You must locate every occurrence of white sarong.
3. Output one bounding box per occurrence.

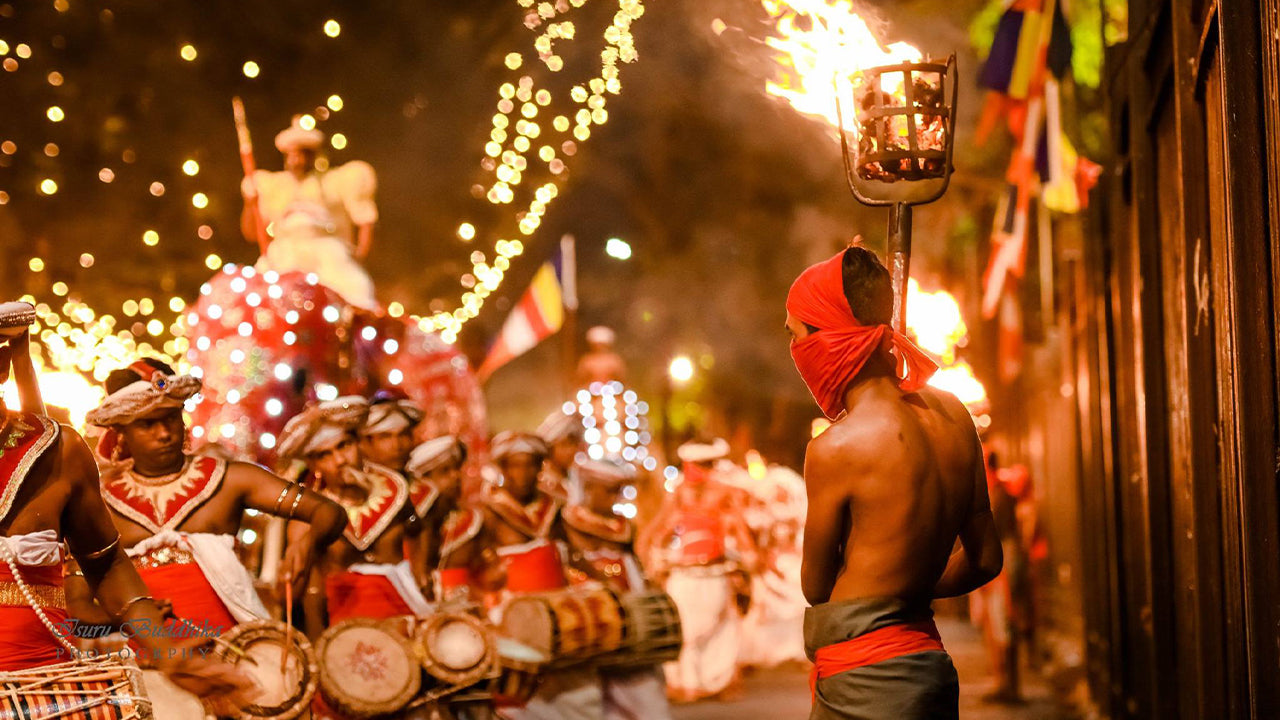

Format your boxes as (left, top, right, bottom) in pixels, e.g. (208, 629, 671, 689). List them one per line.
(663, 564, 741, 698)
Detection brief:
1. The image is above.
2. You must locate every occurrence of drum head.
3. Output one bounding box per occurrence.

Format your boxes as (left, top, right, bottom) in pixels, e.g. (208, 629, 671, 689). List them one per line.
(317, 619, 421, 717)
(494, 637, 547, 671)
(415, 612, 495, 687)
(499, 597, 556, 658)
(217, 620, 319, 720)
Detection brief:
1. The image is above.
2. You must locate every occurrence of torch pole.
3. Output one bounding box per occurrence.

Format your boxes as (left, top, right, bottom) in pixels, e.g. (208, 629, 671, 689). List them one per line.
(887, 202, 912, 334)
(232, 97, 272, 257)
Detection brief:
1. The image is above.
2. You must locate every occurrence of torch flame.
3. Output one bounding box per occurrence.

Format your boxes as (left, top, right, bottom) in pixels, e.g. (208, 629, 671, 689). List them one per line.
(763, 0, 923, 129)
(927, 360, 987, 407)
(2, 360, 106, 431)
(905, 279, 967, 365)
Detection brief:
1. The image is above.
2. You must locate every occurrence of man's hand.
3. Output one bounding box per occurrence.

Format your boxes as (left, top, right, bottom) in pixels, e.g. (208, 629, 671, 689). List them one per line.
(159, 654, 259, 717)
(278, 541, 315, 597)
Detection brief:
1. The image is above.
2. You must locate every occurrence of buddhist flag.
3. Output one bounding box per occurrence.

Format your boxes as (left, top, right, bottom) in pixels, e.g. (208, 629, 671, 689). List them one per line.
(477, 258, 565, 381)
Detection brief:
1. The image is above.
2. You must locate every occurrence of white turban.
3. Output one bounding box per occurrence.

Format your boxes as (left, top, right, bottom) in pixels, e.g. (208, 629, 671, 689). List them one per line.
(87, 372, 202, 428)
(491, 431, 548, 462)
(274, 118, 324, 153)
(278, 396, 369, 459)
(405, 435, 465, 478)
(536, 409, 582, 444)
(586, 326, 616, 346)
(362, 398, 424, 437)
(676, 438, 730, 464)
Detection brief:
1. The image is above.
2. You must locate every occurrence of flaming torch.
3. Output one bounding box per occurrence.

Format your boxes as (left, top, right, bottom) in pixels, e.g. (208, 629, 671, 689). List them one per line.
(764, 1, 958, 332)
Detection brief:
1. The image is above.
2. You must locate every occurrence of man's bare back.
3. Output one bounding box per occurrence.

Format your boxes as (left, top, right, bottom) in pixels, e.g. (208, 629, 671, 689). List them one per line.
(801, 377, 997, 606)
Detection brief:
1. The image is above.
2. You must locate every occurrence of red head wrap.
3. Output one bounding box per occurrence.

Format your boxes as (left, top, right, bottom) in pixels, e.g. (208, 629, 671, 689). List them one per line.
(786, 249, 937, 419)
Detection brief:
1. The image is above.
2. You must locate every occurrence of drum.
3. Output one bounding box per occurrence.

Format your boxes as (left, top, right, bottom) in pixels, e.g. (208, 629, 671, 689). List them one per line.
(499, 585, 624, 667)
(414, 611, 495, 688)
(488, 638, 546, 707)
(144, 668, 206, 719)
(316, 618, 421, 718)
(600, 590, 683, 670)
(216, 620, 319, 720)
(0, 657, 149, 719)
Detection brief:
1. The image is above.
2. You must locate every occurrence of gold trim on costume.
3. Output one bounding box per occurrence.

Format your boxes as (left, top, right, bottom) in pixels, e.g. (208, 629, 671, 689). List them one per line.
(132, 545, 196, 569)
(0, 580, 65, 608)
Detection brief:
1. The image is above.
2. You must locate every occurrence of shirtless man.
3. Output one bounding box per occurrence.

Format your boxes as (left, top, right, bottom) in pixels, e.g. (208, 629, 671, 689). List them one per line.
(402, 435, 468, 597)
(785, 247, 1002, 719)
(536, 409, 584, 504)
(0, 303, 251, 712)
(70, 358, 346, 637)
(278, 397, 430, 637)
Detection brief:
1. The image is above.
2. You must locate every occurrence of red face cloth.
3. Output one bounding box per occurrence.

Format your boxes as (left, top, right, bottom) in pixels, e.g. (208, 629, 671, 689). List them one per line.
(787, 250, 937, 419)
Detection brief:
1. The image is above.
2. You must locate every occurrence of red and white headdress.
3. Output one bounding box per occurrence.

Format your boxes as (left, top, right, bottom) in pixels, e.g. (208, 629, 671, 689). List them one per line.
(362, 396, 424, 437)
(405, 435, 466, 478)
(278, 396, 370, 460)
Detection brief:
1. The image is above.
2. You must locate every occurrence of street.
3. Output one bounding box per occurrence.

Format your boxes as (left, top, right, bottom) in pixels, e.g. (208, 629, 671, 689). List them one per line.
(672, 617, 1071, 720)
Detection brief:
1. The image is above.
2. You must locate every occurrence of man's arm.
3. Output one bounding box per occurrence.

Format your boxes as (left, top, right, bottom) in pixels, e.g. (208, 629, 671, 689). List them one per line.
(800, 436, 851, 606)
(354, 224, 373, 261)
(933, 435, 1004, 598)
(232, 463, 346, 594)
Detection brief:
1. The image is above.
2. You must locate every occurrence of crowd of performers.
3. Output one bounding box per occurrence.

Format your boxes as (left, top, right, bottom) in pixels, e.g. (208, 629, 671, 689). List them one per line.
(0, 299, 809, 720)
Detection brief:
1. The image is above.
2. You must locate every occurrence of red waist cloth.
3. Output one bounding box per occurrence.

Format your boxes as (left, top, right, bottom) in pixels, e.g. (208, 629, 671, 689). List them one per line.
(0, 564, 68, 670)
(325, 571, 413, 624)
(502, 543, 567, 594)
(809, 620, 946, 701)
(673, 513, 726, 564)
(137, 560, 237, 635)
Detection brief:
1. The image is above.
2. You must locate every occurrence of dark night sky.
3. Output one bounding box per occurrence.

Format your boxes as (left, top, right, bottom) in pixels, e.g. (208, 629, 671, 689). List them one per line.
(0, 0, 995, 466)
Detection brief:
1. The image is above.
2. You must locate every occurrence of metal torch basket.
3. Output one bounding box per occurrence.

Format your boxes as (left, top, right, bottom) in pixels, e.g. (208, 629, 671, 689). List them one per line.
(837, 55, 958, 207)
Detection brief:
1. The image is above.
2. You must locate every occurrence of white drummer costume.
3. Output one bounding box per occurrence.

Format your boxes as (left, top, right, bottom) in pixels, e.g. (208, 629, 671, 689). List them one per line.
(279, 398, 431, 622)
(243, 119, 379, 309)
(658, 439, 744, 701)
(563, 460, 673, 720)
(85, 363, 271, 633)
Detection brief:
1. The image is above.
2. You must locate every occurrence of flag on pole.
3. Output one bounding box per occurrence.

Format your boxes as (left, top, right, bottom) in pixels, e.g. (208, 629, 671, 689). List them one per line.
(477, 256, 566, 381)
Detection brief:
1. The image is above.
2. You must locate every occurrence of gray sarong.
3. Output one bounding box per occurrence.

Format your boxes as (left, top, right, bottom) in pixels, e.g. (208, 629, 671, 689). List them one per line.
(804, 597, 958, 720)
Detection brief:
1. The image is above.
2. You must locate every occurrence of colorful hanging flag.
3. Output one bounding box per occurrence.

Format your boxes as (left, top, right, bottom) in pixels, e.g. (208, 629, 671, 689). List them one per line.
(477, 257, 566, 381)
(974, 0, 1074, 145)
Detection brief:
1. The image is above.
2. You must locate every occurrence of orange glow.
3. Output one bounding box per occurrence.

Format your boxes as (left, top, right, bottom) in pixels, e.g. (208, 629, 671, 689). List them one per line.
(905, 279, 966, 364)
(927, 360, 987, 407)
(762, 0, 922, 129)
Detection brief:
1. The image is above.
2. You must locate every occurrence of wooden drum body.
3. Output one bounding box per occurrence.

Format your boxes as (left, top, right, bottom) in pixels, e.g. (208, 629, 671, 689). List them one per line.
(414, 611, 495, 688)
(488, 638, 547, 708)
(0, 658, 149, 719)
(217, 620, 319, 720)
(316, 618, 420, 718)
(600, 590, 683, 670)
(499, 586, 623, 668)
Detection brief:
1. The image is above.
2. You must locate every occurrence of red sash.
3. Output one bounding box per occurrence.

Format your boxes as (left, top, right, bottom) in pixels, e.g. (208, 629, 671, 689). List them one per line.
(101, 456, 226, 533)
(325, 571, 413, 624)
(0, 563, 68, 670)
(136, 561, 237, 636)
(562, 505, 632, 544)
(809, 620, 946, 701)
(672, 512, 726, 564)
(0, 412, 59, 524)
(500, 541, 567, 594)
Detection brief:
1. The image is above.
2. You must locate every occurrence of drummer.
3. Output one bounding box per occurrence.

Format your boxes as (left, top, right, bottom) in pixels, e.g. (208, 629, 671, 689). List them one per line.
(278, 397, 431, 636)
(402, 435, 474, 599)
(0, 305, 254, 712)
(535, 409, 585, 504)
(563, 460, 673, 720)
(358, 390, 422, 477)
(67, 358, 347, 638)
